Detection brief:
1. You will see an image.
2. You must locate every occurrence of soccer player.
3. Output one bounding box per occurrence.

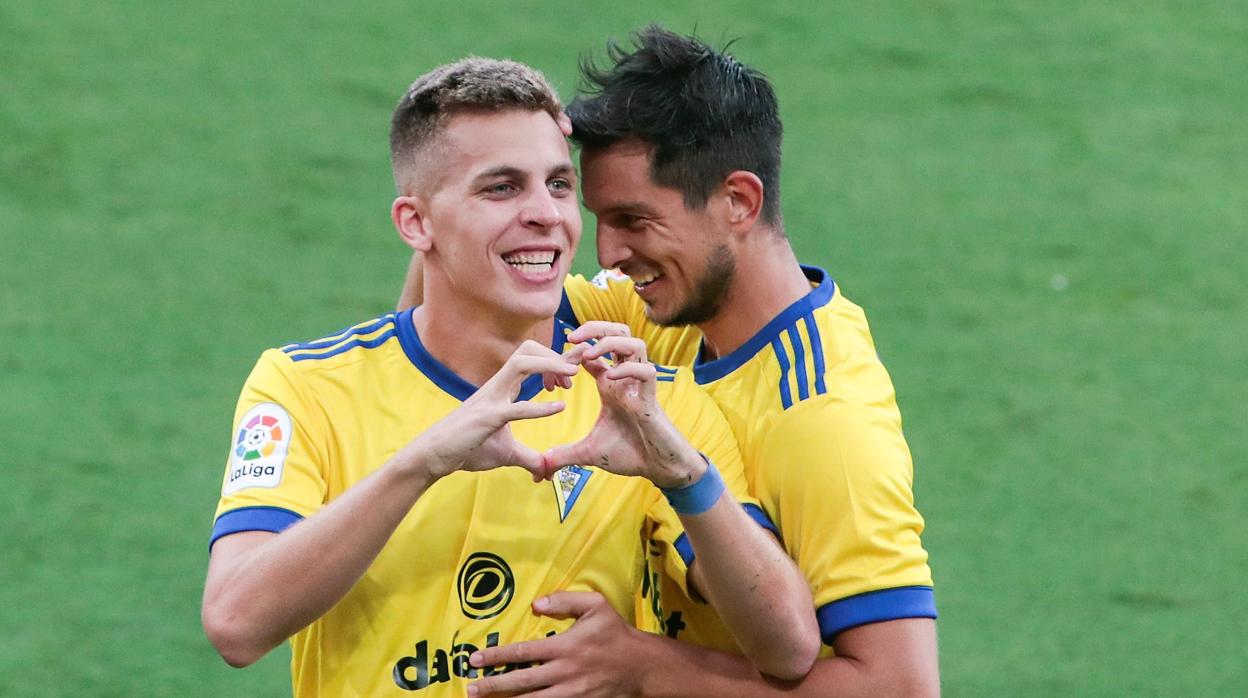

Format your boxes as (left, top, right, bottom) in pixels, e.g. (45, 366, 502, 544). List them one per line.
(437, 26, 941, 697)
(201, 57, 819, 696)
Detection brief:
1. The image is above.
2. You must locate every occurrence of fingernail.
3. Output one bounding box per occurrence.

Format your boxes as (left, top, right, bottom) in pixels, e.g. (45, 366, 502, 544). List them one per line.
(533, 597, 549, 612)
(467, 685, 478, 696)
(469, 652, 482, 667)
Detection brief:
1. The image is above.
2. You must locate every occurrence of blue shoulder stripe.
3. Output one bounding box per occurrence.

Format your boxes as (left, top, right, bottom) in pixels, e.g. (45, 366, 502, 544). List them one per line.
(210, 506, 303, 550)
(786, 325, 810, 402)
(803, 313, 827, 395)
(770, 337, 794, 409)
(281, 314, 393, 353)
(816, 586, 937, 645)
(286, 326, 398, 362)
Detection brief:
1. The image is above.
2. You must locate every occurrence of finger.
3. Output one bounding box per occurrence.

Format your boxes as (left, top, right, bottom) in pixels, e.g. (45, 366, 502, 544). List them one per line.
(556, 111, 573, 137)
(544, 439, 600, 471)
(532, 591, 606, 620)
(566, 321, 631, 344)
(603, 361, 657, 383)
(488, 356, 579, 398)
(468, 661, 561, 697)
(470, 636, 562, 669)
(582, 336, 647, 365)
(507, 400, 565, 421)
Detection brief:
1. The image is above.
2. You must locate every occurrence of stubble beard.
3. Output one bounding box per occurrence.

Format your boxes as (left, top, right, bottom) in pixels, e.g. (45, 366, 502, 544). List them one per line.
(652, 244, 736, 327)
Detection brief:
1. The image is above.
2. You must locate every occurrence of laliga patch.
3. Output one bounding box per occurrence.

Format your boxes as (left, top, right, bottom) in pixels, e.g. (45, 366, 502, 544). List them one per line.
(223, 402, 292, 495)
(552, 466, 592, 522)
(591, 268, 630, 289)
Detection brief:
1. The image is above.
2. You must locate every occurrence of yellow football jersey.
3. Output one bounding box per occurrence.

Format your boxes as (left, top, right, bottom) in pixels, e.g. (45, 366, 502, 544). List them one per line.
(210, 309, 751, 697)
(562, 266, 935, 653)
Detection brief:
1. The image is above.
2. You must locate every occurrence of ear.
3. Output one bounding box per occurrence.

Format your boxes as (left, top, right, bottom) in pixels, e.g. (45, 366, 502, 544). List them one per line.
(721, 170, 765, 234)
(391, 195, 433, 252)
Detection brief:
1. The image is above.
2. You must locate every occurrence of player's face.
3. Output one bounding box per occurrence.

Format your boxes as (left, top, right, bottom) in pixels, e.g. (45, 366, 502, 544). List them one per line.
(581, 143, 734, 327)
(424, 110, 581, 321)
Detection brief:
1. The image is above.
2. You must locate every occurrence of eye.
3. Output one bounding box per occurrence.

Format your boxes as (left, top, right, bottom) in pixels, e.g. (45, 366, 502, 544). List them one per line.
(548, 178, 573, 195)
(483, 182, 518, 197)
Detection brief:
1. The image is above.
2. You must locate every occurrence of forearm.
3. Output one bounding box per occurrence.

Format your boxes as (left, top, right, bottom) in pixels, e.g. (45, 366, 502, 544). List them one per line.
(638, 620, 939, 698)
(679, 490, 819, 680)
(203, 453, 435, 666)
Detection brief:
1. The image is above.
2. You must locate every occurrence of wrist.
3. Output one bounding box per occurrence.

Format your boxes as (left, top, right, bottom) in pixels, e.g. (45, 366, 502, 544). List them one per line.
(659, 455, 724, 515)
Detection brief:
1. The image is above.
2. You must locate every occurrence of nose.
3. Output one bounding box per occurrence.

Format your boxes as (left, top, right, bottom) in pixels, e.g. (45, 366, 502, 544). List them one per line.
(522, 188, 563, 230)
(595, 221, 630, 270)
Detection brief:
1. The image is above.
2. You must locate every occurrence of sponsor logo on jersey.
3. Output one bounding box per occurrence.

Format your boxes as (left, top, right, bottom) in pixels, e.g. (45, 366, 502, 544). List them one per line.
(392, 629, 557, 691)
(223, 402, 291, 495)
(457, 552, 514, 620)
(551, 466, 592, 522)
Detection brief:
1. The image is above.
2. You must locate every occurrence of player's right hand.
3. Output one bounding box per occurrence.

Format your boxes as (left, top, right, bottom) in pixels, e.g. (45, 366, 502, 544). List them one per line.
(402, 340, 579, 481)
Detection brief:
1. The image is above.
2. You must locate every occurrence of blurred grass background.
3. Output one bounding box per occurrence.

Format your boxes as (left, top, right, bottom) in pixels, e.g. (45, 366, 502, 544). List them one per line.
(1, 1, 1244, 694)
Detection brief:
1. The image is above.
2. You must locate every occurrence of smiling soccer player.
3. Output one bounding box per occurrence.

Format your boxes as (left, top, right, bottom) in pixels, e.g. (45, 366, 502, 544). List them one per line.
(201, 57, 816, 697)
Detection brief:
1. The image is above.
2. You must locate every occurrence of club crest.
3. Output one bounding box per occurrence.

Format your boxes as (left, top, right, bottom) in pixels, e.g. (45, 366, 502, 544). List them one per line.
(552, 466, 592, 522)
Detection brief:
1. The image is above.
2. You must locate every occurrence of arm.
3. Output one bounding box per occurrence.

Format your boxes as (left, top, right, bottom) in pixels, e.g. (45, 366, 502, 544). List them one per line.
(202, 341, 578, 667)
(468, 593, 937, 698)
(543, 334, 819, 679)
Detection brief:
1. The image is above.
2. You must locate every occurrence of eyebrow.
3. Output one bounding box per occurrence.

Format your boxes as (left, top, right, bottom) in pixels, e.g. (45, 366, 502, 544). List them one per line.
(469, 162, 576, 187)
(599, 200, 660, 217)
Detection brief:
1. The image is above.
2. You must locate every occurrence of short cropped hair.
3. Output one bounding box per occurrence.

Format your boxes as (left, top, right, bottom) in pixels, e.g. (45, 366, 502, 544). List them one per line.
(567, 25, 783, 225)
(390, 57, 563, 192)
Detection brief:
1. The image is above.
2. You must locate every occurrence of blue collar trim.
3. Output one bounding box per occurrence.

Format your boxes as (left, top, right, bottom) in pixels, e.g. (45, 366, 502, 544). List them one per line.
(394, 308, 570, 402)
(692, 265, 835, 384)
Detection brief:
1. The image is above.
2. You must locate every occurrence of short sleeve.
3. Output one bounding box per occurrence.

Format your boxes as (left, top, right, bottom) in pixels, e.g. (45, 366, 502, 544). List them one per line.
(561, 272, 704, 367)
(756, 398, 936, 644)
(644, 368, 772, 598)
(209, 349, 330, 549)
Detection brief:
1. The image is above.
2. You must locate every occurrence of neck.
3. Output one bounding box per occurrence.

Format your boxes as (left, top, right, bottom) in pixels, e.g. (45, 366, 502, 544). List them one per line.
(697, 232, 811, 361)
(414, 286, 554, 388)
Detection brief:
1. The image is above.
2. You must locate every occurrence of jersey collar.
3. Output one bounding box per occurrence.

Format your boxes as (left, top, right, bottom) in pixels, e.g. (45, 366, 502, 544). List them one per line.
(395, 308, 571, 403)
(693, 265, 836, 384)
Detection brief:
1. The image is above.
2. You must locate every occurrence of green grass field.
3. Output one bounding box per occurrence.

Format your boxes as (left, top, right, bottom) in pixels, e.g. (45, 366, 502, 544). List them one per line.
(3, 1, 1245, 694)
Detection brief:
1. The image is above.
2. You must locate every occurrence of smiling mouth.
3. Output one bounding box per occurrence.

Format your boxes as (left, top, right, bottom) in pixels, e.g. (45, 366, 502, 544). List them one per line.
(502, 250, 559, 275)
(629, 270, 662, 291)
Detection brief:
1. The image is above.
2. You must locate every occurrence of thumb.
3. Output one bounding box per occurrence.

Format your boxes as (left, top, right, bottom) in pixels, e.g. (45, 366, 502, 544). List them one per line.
(532, 591, 605, 619)
(544, 438, 599, 473)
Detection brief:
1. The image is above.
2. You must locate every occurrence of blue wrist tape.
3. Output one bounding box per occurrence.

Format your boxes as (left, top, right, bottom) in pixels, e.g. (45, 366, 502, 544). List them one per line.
(660, 456, 725, 515)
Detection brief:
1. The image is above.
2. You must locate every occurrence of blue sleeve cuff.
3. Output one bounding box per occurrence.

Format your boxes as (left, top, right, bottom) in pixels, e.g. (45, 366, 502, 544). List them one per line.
(556, 289, 579, 327)
(671, 503, 782, 568)
(209, 506, 303, 550)
(817, 586, 937, 644)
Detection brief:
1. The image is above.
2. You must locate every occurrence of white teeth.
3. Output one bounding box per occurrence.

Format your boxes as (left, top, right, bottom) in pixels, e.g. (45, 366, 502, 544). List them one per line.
(503, 250, 556, 265)
(510, 262, 552, 274)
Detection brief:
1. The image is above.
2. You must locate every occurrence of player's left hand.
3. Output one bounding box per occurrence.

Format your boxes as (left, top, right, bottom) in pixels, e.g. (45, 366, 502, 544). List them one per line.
(466, 591, 645, 698)
(540, 333, 705, 490)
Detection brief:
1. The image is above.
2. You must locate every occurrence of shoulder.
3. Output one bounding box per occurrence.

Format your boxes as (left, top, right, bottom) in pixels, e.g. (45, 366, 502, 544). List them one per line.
(760, 393, 911, 485)
(274, 312, 404, 366)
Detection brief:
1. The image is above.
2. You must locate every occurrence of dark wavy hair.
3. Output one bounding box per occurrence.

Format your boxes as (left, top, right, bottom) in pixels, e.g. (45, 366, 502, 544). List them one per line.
(567, 25, 783, 225)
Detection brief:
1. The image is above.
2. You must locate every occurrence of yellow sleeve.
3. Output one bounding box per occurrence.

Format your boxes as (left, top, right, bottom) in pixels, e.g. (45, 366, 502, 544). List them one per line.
(643, 368, 768, 599)
(209, 349, 331, 549)
(560, 271, 704, 367)
(756, 397, 936, 645)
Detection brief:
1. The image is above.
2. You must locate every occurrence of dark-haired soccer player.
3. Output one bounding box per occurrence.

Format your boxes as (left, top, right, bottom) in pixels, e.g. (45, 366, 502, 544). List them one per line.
(202, 57, 818, 697)
(445, 26, 941, 697)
